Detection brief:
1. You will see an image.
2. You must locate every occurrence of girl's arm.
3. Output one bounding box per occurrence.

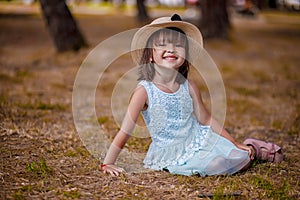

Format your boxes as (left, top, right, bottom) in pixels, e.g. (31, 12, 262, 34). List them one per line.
(188, 80, 220, 130)
(188, 80, 254, 159)
(101, 86, 148, 176)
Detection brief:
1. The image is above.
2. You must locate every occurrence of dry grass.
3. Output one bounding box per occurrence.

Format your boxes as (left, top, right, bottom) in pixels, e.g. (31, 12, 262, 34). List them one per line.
(0, 4, 299, 199)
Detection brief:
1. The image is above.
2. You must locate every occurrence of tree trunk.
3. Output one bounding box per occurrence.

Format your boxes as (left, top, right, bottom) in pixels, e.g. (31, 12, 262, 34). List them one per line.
(39, 0, 87, 52)
(199, 0, 230, 39)
(136, 0, 149, 23)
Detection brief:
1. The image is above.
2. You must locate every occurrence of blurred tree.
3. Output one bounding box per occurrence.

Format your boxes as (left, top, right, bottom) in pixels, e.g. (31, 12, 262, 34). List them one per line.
(39, 0, 86, 52)
(136, 0, 149, 23)
(199, 0, 230, 39)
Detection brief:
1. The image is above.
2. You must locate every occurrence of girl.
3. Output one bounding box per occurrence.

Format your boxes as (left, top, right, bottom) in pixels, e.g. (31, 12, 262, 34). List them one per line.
(101, 14, 283, 176)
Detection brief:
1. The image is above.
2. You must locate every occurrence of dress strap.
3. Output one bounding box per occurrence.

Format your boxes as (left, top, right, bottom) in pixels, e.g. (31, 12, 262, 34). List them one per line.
(183, 80, 189, 90)
(138, 80, 153, 107)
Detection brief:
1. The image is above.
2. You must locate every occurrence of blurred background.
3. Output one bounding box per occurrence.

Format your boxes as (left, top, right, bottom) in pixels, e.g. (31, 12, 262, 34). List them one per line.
(1, 0, 299, 52)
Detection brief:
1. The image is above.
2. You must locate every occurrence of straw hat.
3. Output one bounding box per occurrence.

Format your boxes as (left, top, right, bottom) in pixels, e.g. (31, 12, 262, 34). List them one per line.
(131, 14, 203, 64)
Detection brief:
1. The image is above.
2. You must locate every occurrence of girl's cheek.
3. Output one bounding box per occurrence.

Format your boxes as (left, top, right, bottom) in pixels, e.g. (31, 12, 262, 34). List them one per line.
(154, 47, 166, 52)
(177, 49, 186, 58)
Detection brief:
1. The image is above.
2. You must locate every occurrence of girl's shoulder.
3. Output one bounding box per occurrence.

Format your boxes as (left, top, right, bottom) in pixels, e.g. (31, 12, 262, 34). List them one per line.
(135, 81, 152, 110)
(133, 82, 148, 96)
(138, 80, 153, 92)
(138, 80, 149, 87)
(186, 78, 196, 90)
(128, 84, 148, 110)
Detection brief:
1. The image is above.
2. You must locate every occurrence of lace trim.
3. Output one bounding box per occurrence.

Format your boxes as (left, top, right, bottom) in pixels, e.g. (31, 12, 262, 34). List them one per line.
(144, 125, 211, 170)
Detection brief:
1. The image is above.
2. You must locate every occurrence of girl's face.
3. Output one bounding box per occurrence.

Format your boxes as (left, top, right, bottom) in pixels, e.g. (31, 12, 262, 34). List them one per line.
(151, 29, 187, 70)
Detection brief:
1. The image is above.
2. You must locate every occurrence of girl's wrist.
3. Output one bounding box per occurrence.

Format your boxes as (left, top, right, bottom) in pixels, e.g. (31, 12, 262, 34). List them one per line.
(100, 164, 108, 171)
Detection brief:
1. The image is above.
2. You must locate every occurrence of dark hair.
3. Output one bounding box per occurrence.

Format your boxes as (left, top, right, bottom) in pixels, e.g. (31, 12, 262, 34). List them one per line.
(137, 27, 190, 84)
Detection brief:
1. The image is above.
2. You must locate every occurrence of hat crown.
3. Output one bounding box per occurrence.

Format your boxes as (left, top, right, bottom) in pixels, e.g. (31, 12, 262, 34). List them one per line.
(150, 17, 171, 25)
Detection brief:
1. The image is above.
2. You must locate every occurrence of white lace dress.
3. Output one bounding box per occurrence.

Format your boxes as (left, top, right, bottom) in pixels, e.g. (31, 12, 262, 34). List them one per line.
(139, 80, 250, 176)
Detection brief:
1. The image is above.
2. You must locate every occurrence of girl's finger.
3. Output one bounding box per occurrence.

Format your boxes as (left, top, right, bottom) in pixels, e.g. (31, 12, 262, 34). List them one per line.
(110, 165, 125, 173)
(101, 165, 125, 176)
(116, 167, 125, 173)
(113, 171, 120, 176)
(108, 169, 118, 176)
(109, 171, 115, 176)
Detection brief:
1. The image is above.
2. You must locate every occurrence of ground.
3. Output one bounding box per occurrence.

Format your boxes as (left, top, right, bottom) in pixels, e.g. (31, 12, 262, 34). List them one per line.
(0, 2, 300, 199)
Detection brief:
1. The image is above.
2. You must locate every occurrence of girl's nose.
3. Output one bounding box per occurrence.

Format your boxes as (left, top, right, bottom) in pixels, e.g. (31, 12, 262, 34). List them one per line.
(166, 44, 175, 53)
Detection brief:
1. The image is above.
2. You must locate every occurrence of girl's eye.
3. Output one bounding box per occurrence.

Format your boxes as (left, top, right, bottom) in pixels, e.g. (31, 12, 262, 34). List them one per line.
(157, 43, 166, 46)
(176, 44, 184, 47)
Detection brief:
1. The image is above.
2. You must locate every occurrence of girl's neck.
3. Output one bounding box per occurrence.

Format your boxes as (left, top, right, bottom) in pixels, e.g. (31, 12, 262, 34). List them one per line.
(152, 65, 179, 93)
(153, 64, 178, 84)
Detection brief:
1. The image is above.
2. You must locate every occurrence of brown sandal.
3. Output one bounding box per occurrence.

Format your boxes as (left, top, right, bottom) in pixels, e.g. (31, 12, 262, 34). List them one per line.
(243, 138, 284, 163)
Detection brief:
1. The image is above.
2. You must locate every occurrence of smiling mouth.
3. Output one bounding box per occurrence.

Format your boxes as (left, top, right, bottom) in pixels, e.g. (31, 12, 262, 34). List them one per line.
(163, 55, 178, 60)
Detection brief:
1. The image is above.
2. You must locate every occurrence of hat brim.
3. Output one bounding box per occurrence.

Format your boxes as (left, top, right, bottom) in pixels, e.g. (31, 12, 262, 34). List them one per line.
(131, 20, 203, 65)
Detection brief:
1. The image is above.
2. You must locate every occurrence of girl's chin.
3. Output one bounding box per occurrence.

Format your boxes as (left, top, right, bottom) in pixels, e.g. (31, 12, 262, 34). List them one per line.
(157, 65, 180, 71)
(162, 60, 181, 65)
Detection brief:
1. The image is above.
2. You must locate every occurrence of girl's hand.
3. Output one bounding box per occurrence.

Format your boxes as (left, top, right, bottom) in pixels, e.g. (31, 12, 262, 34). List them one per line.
(100, 164, 125, 176)
(235, 143, 255, 160)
